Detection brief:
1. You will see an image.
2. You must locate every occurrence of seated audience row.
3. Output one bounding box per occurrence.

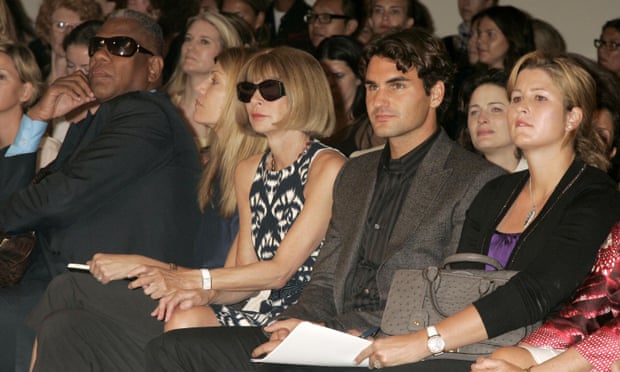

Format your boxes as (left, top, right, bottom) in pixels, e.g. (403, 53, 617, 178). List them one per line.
(0, 0, 619, 370)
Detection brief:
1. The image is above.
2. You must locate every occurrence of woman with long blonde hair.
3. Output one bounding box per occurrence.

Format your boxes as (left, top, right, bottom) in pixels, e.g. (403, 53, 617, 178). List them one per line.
(165, 10, 243, 161)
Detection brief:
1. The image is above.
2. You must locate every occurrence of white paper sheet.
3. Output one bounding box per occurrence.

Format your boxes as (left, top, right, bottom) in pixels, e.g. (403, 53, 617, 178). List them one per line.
(251, 321, 371, 367)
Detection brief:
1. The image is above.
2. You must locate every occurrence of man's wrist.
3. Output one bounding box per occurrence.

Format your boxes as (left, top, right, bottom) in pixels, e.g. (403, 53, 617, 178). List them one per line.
(25, 107, 48, 122)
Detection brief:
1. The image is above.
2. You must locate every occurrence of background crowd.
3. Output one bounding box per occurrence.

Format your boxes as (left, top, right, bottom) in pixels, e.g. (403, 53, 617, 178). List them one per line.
(0, 0, 619, 371)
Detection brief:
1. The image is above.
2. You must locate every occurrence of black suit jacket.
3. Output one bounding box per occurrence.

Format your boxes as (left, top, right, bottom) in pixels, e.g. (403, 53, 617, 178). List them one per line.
(266, 0, 312, 51)
(0, 91, 201, 276)
(459, 159, 620, 338)
(0, 147, 35, 203)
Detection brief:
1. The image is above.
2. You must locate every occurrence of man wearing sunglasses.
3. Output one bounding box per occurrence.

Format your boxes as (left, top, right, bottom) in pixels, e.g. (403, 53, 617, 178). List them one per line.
(0, 9, 200, 370)
(306, 0, 361, 49)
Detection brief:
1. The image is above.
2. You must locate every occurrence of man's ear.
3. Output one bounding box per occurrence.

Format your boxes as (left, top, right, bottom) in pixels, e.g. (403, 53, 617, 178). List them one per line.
(147, 56, 164, 83)
(429, 81, 445, 109)
(345, 19, 359, 35)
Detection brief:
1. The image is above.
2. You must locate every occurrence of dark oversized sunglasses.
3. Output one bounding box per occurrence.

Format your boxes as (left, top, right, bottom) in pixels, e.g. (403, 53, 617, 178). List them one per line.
(88, 36, 154, 58)
(237, 80, 286, 103)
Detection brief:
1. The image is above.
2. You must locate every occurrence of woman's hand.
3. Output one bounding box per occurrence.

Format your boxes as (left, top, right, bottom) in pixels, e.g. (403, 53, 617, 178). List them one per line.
(88, 253, 148, 284)
(470, 357, 526, 372)
(355, 333, 423, 368)
(127, 265, 202, 299)
(151, 288, 213, 321)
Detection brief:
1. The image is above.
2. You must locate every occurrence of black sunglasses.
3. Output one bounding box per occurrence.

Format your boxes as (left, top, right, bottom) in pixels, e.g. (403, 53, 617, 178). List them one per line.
(88, 36, 154, 58)
(237, 80, 286, 103)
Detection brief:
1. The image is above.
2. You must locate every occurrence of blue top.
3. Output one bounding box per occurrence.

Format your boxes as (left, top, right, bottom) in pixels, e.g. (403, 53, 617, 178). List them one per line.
(192, 182, 238, 269)
(6, 115, 47, 157)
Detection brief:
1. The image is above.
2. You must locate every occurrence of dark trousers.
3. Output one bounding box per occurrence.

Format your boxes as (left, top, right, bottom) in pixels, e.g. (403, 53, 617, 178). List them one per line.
(27, 272, 163, 371)
(145, 326, 473, 372)
(0, 249, 50, 372)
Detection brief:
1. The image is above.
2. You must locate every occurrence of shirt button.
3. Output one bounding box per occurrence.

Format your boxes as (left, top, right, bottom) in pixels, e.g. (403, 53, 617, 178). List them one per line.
(21, 139, 28, 145)
(374, 223, 380, 230)
(364, 288, 370, 294)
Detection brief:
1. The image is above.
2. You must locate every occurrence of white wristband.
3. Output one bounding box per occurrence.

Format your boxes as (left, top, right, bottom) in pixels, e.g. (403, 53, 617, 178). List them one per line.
(200, 268, 212, 290)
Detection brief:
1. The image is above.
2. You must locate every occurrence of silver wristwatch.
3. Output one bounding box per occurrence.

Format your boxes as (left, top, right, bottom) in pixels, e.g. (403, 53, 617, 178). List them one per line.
(426, 326, 446, 355)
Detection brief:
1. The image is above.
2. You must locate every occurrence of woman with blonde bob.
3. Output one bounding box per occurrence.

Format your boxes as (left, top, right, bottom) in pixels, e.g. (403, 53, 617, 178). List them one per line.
(145, 46, 346, 330)
(350, 51, 620, 370)
(0, 41, 43, 202)
(165, 10, 243, 161)
(26, 47, 266, 371)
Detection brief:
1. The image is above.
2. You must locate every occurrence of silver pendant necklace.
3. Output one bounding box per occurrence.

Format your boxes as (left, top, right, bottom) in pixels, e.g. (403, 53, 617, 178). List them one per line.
(523, 178, 536, 228)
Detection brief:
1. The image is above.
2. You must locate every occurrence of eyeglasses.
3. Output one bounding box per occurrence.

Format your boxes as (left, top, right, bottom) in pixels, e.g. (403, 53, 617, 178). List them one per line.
(594, 39, 620, 51)
(53, 21, 78, 31)
(237, 80, 286, 103)
(304, 12, 350, 24)
(88, 36, 155, 58)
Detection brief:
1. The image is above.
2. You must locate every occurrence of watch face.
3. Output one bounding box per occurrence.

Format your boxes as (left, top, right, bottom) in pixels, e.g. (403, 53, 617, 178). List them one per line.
(427, 335, 445, 354)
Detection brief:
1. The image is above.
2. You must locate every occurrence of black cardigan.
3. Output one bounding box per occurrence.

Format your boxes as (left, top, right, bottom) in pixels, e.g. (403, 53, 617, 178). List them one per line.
(458, 159, 620, 338)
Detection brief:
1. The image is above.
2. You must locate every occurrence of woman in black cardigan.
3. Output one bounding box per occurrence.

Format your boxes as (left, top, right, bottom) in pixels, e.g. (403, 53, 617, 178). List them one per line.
(354, 51, 620, 370)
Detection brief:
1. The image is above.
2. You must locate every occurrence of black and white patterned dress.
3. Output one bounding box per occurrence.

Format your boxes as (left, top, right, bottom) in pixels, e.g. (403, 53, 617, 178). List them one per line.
(212, 140, 329, 326)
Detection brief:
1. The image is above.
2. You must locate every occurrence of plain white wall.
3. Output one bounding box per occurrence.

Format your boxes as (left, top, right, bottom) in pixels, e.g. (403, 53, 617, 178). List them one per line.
(420, 0, 619, 60)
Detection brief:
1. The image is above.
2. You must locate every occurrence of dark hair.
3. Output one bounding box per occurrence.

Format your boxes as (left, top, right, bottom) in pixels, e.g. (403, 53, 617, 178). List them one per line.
(569, 52, 620, 179)
(471, 5, 535, 71)
(361, 28, 455, 117)
(157, 0, 201, 39)
(458, 67, 508, 114)
(62, 20, 103, 51)
(316, 35, 365, 120)
(408, 0, 434, 34)
(342, 0, 364, 22)
(456, 67, 508, 151)
(602, 18, 620, 33)
(222, 12, 257, 46)
(532, 18, 566, 54)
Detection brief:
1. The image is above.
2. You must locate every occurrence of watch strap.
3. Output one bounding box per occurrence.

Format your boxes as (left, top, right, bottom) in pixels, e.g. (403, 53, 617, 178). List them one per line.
(200, 268, 212, 290)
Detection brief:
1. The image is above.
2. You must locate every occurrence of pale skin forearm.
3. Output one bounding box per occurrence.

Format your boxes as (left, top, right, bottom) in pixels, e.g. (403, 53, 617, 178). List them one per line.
(356, 305, 488, 366)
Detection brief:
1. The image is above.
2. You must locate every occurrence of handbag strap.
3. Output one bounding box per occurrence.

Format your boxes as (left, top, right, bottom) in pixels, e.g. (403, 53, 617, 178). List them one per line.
(442, 253, 504, 271)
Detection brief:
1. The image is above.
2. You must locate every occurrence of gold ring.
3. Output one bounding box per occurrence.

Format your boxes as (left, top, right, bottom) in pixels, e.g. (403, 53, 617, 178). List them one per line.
(373, 360, 381, 369)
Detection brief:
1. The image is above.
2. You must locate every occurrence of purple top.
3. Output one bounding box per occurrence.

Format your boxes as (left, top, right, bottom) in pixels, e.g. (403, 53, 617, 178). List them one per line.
(486, 230, 521, 270)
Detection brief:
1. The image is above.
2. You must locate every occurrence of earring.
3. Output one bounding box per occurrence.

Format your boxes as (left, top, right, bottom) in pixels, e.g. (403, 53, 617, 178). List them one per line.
(566, 124, 573, 130)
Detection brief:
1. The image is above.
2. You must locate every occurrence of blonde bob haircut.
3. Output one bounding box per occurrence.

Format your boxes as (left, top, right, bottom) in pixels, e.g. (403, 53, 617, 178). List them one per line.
(507, 51, 609, 171)
(198, 47, 268, 217)
(0, 41, 43, 108)
(166, 9, 243, 106)
(236, 46, 335, 139)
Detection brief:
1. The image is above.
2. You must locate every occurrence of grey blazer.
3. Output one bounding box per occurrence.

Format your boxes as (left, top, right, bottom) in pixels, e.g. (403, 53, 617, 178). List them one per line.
(280, 130, 505, 331)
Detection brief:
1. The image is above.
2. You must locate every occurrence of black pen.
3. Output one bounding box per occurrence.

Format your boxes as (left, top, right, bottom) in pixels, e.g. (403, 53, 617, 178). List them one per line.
(359, 326, 380, 339)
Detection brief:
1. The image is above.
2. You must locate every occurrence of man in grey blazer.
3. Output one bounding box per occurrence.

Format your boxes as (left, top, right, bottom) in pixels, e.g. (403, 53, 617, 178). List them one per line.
(144, 28, 504, 371)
